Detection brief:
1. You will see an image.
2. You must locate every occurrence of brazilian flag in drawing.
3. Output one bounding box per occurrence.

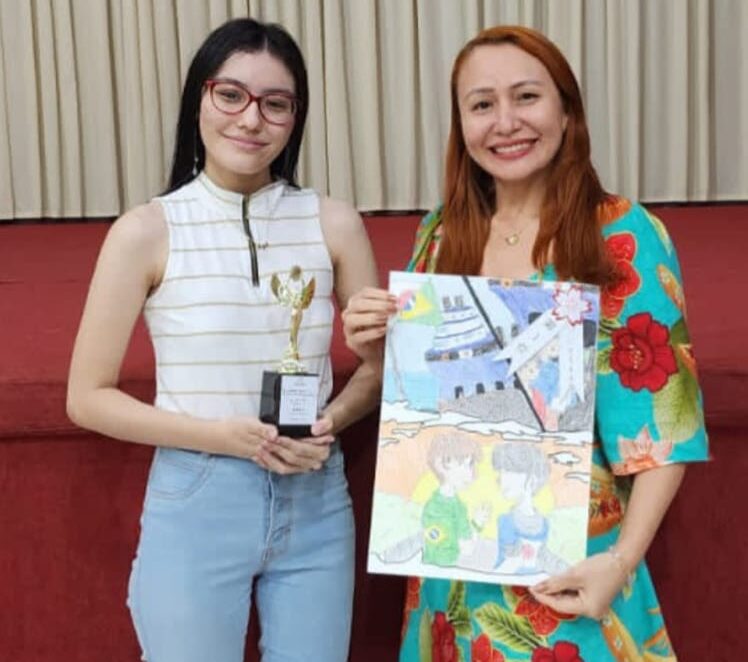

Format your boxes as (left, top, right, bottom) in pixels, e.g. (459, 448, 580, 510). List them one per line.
(396, 280, 442, 326)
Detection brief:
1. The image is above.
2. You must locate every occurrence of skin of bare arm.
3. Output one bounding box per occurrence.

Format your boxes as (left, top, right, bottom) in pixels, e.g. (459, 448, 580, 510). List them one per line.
(66, 202, 329, 474)
(530, 463, 686, 619)
(312, 197, 384, 436)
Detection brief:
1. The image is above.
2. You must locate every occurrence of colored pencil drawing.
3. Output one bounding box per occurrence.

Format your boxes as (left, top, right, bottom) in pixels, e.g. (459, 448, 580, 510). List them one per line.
(368, 272, 600, 586)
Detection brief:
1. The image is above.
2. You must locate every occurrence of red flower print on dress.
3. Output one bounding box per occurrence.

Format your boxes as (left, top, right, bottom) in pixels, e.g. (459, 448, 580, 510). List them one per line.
(401, 576, 422, 639)
(602, 232, 641, 320)
(531, 640, 585, 662)
(610, 312, 678, 392)
(588, 464, 624, 536)
(512, 587, 576, 636)
(431, 611, 459, 662)
(471, 634, 506, 662)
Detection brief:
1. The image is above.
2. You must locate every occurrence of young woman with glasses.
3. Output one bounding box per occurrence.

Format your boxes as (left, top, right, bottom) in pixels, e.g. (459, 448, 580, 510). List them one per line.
(343, 25, 708, 661)
(67, 18, 379, 662)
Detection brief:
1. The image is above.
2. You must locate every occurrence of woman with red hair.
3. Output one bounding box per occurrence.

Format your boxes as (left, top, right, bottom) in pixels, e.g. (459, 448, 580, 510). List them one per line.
(344, 26, 707, 661)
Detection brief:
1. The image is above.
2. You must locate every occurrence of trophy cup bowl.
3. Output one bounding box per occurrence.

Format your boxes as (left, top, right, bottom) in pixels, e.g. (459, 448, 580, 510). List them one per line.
(259, 267, 320, 437)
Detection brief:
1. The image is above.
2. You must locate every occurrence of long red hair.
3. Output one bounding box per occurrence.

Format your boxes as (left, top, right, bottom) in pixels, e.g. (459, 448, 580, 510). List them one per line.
(436, 25, 615, 286)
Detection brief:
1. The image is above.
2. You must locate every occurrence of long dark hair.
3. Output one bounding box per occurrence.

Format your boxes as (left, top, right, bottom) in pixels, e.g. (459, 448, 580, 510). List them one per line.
(437, 26, 615, 287)
(166, 18, 309, 193)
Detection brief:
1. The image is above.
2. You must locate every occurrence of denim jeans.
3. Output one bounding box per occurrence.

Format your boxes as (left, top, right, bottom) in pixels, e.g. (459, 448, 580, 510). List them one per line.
(127, 444, 354, 662)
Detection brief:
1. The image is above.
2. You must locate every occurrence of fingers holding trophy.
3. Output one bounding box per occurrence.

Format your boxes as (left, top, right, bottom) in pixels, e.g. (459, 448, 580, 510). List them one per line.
(260, 266, 320, 437)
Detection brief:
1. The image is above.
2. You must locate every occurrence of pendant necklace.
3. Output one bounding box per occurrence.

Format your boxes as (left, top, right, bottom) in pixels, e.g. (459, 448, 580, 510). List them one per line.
(496, 217, 538, 246)
(503, 230, 522, 246)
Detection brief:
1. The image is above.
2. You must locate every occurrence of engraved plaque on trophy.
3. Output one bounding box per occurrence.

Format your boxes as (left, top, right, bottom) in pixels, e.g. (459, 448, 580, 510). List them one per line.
(259, 266, 320, 437)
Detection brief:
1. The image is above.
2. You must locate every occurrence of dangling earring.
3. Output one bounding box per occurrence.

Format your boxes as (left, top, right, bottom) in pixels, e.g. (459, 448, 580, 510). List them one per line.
(192, 126, 200, 176)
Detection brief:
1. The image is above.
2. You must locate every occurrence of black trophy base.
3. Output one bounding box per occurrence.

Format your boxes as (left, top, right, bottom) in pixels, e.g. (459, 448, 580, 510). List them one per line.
(259, 371, 319, 438)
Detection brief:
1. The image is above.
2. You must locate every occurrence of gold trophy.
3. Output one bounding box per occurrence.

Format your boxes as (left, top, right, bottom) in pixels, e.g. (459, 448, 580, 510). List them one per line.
(259, 266, 320, 437)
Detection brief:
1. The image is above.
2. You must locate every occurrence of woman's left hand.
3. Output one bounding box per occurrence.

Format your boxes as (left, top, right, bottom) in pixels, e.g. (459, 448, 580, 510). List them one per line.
(529, 552, 630, 620)
(257, 414, 336, 474)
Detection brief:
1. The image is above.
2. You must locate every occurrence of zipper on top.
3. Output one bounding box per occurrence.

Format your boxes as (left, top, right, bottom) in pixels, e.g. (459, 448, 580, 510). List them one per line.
(241, 196, 260, 286)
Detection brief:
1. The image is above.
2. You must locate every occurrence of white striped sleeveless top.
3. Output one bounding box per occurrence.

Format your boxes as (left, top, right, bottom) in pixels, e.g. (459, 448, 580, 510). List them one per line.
(143, 172, 334, 420)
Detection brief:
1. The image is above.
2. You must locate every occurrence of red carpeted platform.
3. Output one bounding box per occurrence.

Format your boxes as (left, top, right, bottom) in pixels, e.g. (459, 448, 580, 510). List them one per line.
(0, 205, 746, 661)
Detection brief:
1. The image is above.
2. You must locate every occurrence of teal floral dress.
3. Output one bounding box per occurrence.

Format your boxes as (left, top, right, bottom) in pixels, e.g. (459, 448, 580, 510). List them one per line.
(399, 197, 709, 662)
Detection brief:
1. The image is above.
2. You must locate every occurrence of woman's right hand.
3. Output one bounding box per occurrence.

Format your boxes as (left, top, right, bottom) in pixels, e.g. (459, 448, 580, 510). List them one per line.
(215, 417, 331, 474)
(341, 286, 397, 363)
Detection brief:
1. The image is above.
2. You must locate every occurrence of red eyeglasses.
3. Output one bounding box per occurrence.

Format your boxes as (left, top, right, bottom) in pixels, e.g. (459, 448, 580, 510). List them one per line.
(204, 78, 297, 126)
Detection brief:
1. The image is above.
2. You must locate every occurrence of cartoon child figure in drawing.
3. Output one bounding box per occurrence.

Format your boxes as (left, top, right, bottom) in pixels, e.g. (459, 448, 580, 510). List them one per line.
(493, 442, 564, 575)
(422, 434, 489, 567)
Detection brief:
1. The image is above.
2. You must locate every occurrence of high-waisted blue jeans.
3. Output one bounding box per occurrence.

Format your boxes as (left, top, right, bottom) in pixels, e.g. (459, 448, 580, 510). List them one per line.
(127, 444, 355, 662)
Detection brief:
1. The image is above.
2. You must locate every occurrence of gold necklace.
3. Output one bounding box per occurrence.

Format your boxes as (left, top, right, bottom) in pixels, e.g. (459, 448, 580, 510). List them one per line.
(503, 229, 523, 246)
(494, 217, 538, 246)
